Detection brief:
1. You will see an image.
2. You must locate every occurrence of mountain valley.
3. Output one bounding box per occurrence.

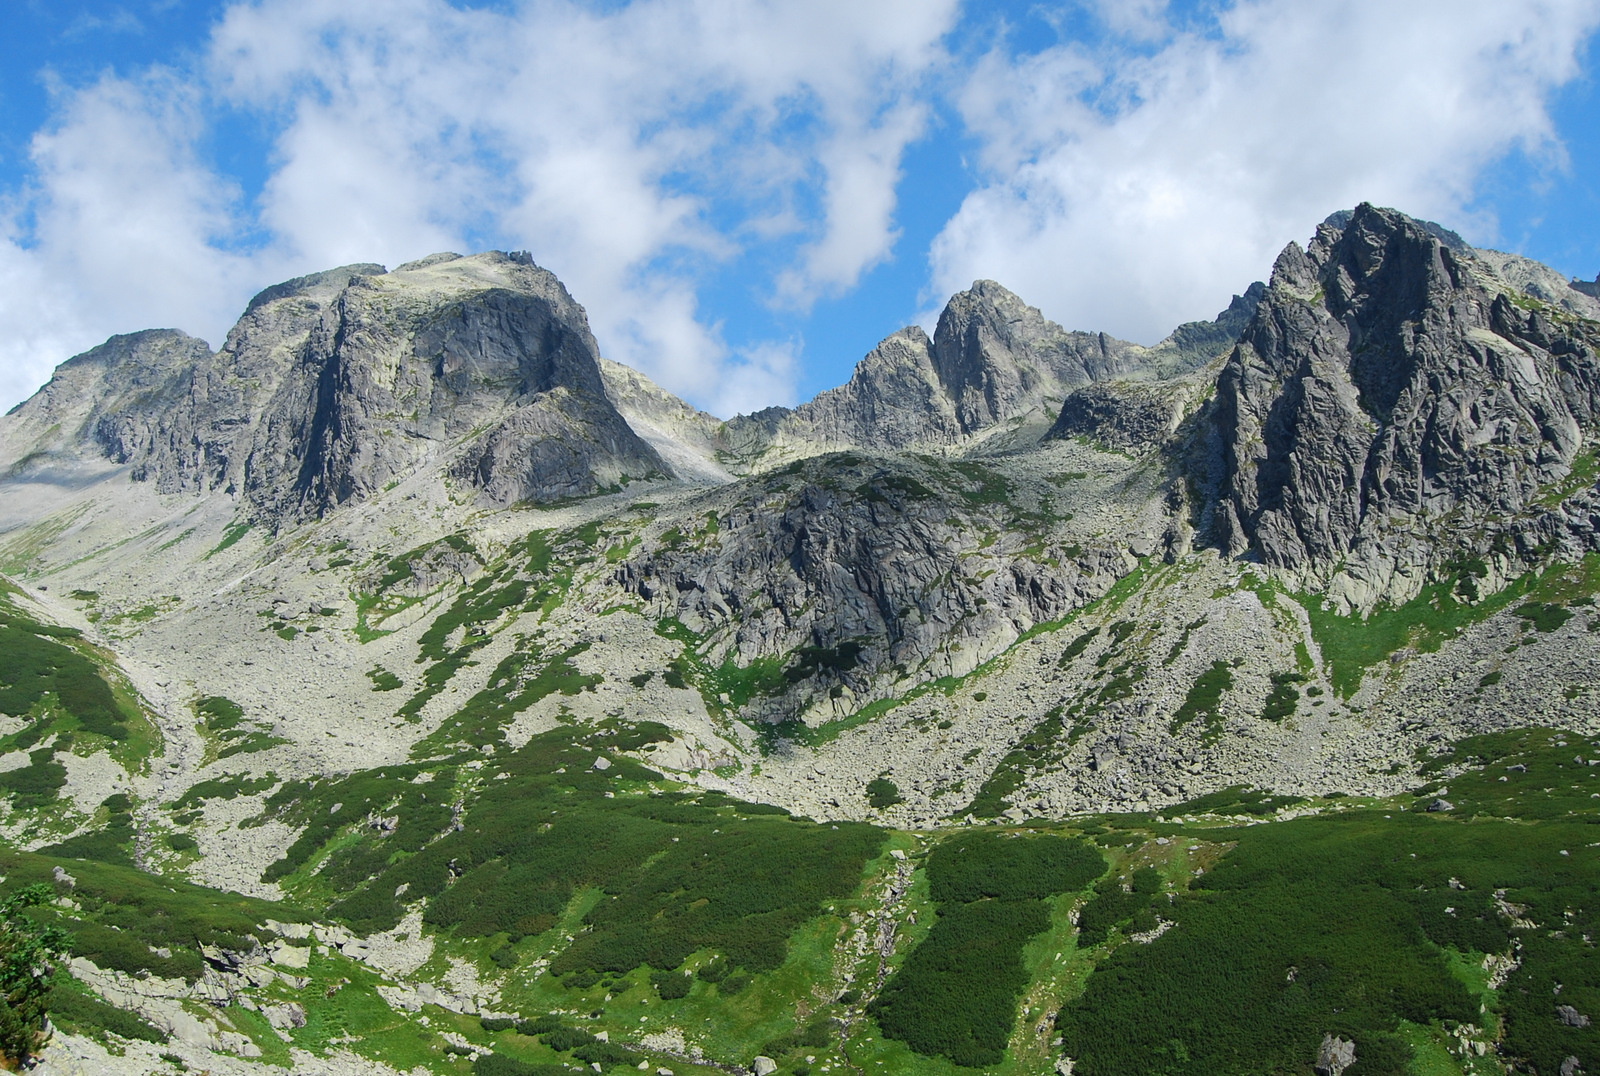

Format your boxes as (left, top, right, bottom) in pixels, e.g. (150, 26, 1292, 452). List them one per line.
(1, 204, 1598, 1076)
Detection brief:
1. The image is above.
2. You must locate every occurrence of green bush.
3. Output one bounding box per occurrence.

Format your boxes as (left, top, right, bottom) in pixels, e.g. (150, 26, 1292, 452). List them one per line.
(876, 832, 1102, 1065)
(1169, 660, 1233, 736)
(0, 750, 66, 810)
(927, 832, 1104, 903)
(651, 971, 691, 999)
(870, 898, 1050, 1067)
(518, 1015, 561, 1035)
(1049, 744, 1600, 1076)
(865, 777, 902, 809)
(0, 619, 129, 742)
(540, 1025, 597, 1051)
(473, 1054, 567, 1076)
(49, 985, 165, 1045)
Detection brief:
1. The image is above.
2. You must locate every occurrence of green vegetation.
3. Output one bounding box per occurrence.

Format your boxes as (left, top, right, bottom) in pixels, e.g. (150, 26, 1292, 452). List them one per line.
(1170, 784, 1306, 817)
(1514, 600, 1573, 633)
(0, 607, 132, 743)
(0, 884, 73, 1065)
(194, 695, 287, 759)
(0, 850, 308, 986)
(1537, 447, 1598, 505)
(173, 773, 277, 811)
(1074, 865, 1161, 946)
(873, 831, 1103, 1067)
(49, 979, 166, 1046)
(254, 722, 885, 984)
(1168, 660, 1233, 739)
(367, 667, 403, 692)
(866, 777, 904, 810)
(0, 749, 66, 810)
(39, 793, 137, 864)
(1261, 670, 1307, 722)
(963, 711, 1067, 819)
(1058, 626, 1100, 667)
(1288, 555, 1600, 696)
(410, 640, 600, 753)
(1058, 729, 1600, 1076)
(204, 521, 252, 559)
(926, 831, 1104, 903)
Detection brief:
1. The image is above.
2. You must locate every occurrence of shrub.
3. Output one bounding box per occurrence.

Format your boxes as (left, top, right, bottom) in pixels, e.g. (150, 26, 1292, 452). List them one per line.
(927, 832, 1104, 903)
(540, 1025, 597, 1052)
(865, 778, 903, 810)
(870, 898, 1050, 1066)
(651, 971, 691, 1000)
(48, 986, 165, 1046)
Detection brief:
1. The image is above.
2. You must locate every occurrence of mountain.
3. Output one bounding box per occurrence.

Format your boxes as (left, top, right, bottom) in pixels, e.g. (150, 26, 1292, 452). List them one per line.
(1, 206, 1598, 1076)
(3, 252, 667, 522)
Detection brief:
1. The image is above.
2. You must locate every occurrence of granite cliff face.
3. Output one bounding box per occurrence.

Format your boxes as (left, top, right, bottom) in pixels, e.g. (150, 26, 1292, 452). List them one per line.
(4, 252, 665, 521)
(1210, 204, 1600, 607)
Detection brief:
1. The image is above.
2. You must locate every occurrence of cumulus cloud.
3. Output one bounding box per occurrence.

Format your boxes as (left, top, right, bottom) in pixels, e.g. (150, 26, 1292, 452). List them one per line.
(0, 70, 266, 409)
(0, 0, 957, 412)
(931, 0, 1600, 344)
(2, 0, 1597, 416)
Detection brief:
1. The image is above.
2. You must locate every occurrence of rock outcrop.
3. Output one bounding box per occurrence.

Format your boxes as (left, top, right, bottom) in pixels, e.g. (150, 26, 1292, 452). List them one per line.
(615, 451, 1137, 721)
(1211, 203, 1600, 605)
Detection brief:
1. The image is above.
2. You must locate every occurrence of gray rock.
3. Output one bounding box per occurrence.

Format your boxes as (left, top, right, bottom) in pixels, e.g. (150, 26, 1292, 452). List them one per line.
(3, 252, 666, 522)
(751, 1057, 777, 1076)
(1561, 1055, 1583, 1076)
(1210, 203, 1600, 607)
(1426, 798, 1454, 812)
(1314, 1033, 1357, 1076)
(1558, 1004, 1591, 1027)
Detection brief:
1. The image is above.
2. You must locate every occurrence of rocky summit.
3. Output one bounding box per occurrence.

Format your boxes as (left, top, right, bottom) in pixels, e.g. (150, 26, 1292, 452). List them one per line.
(1, 205, 1598, 1076)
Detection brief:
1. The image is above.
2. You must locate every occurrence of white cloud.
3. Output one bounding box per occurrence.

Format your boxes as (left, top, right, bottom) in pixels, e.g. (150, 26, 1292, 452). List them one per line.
(0, 0, 959, 413)
(0, 69, 267, 408)
(713, 338, 801, 418)
(932, 0, 1600, 343)
(208, 0, 959, 408)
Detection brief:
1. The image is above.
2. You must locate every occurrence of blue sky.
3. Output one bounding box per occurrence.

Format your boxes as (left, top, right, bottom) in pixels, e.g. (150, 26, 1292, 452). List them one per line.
(3, 0, 1599, 417)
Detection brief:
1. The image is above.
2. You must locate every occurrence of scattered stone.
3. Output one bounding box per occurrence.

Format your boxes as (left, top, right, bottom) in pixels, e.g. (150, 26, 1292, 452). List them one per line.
(1557, 1004, 1591, 1027)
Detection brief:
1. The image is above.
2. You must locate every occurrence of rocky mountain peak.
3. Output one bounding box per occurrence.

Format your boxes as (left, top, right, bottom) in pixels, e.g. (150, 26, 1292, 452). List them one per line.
(1214, 202, 1600, 607)
(4, 251, 665, 521)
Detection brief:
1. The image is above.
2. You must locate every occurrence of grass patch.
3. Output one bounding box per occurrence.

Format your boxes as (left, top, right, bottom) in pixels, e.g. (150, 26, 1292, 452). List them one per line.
(1057, 728, 1600, 1076)
(204, 521, 252, 559)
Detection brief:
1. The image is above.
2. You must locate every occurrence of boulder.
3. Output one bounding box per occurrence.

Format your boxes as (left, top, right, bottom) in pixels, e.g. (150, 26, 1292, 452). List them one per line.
(752, 1057, 778, 1076)
(1557, 1004, 1591, 1027)
(1314, 1033, 1357, 1076)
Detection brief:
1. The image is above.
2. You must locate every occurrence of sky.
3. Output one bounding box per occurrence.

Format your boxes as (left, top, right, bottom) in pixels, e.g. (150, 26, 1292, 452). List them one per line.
(3, 1, 1600, 419)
